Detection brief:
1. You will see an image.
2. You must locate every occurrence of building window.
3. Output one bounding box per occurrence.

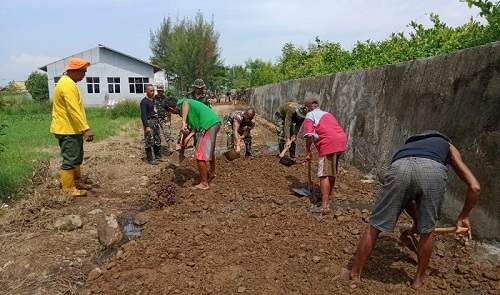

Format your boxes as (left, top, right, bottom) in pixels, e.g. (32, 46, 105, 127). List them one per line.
(107, 77, 121, 93)
(86, 77, 100, 94)
(128, 77, 149, 93)
(54, 76, 61, 86)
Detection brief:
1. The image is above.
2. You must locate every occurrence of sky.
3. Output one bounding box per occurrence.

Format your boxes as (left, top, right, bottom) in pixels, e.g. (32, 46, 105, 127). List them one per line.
(0, 0, 485, 86)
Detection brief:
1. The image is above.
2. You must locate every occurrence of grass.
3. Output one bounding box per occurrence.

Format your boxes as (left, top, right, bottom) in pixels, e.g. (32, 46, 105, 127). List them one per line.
(0, 95, 140, 202)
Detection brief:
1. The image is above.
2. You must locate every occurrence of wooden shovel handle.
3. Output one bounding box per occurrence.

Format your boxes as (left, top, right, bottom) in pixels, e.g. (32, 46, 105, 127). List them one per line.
(401, 224, 469, 234)
(279, 145, 289, 158)
(307, 161, 312, 190)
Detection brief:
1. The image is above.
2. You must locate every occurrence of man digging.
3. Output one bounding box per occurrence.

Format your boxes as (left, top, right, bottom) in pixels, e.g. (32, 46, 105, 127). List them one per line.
(343, 130, 481, 290)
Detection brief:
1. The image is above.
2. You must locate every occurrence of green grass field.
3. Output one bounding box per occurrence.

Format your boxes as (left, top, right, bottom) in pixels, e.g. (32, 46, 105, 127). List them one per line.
(0, 97, 139, 202)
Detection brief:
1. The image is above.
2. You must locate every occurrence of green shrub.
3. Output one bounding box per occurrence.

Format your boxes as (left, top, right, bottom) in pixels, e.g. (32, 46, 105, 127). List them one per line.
(108, 99, 140, 119)
(25, 71, 49, 101)
(0, 92, 51, 115)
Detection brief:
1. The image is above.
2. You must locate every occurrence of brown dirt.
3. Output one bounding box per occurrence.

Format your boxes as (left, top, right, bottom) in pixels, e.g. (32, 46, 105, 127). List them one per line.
(0, 103, 498, 295)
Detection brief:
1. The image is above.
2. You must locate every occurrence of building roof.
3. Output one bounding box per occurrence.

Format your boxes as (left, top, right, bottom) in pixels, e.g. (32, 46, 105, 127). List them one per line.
(38, 44, 162, 73)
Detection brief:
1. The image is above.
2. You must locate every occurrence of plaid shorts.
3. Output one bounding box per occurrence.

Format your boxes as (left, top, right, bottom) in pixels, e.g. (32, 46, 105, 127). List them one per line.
(369, 157, 448, 234)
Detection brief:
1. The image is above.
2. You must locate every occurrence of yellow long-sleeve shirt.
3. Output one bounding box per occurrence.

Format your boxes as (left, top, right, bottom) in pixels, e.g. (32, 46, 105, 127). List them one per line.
(50, 75, 90, 135)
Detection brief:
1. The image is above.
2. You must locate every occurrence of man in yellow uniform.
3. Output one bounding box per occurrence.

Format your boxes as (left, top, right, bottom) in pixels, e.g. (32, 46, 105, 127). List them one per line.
(50, 57, 94, 197)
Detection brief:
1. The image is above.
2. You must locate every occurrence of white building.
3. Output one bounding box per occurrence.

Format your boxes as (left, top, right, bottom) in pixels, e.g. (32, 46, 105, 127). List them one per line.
(39, 44, 162, 106)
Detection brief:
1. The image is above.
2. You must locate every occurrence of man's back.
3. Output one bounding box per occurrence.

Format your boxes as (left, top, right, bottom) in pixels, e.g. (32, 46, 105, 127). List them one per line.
(304, 109, 347, 156)
(392, 137, 450, 165)
(178, 98, 219, 131)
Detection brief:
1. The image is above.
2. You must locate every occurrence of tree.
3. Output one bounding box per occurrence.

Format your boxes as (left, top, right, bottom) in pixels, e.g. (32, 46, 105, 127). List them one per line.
(466, 0, 500, 42)
(245, 59, 279, 87)
(25, 71, 49, 101)
(150, 11, 224, 92)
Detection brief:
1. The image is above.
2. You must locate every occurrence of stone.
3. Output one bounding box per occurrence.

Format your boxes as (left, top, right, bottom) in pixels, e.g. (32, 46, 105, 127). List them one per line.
(139, 176, 149, 186)
(87, 209, 103, 215)
(469, 280, 479, 287)
(457, 263, 469, 274)
(97, 214, 124, 247)
(237, 286, 246, 293)
(134, 212, 150, 226)
(87, 267, 102, 281)
(53, 214, 83, 231)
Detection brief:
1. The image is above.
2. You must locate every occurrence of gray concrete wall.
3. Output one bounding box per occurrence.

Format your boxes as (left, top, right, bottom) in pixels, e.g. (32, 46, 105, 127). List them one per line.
(248, 42, 500, 240)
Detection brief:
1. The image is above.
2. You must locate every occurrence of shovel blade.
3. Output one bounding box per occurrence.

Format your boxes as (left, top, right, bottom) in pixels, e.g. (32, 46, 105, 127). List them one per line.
(292, 188, 312, 196)
(167, 150, 186, 166)
(223, 150, 240, 161)
(279, 156, 295, 166)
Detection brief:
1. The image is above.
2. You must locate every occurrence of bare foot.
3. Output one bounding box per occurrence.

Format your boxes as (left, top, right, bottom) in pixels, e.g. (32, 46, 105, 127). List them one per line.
(411, 276, 428, 291)
(321, 207, 332, 215)
(336, 268, 361, 282)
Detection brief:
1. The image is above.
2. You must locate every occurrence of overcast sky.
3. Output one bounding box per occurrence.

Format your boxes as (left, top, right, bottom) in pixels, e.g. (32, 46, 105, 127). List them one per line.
(0, 0, 484, 86)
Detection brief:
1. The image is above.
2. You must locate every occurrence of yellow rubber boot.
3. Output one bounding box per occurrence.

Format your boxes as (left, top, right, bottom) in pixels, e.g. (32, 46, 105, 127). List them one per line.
(60, 169, 87, 197)
(74, 165, 92, 190)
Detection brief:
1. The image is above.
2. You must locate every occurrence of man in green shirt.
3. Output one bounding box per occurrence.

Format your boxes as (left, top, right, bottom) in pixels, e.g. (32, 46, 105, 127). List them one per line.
(165, 98, 221, 190)
(176, 78, 210, 145)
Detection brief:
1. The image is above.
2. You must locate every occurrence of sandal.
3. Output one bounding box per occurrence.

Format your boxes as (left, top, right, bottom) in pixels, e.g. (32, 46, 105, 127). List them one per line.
(192, 184, 209, 190)
(309, 205, 332, 215)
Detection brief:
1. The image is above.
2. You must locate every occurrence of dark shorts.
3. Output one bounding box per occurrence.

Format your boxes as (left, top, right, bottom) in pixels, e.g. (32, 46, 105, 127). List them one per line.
(369, 157, 448, 234)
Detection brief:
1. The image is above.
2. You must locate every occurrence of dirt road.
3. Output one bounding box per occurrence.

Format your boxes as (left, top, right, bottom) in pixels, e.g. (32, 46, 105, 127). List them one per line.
(0, 103, 498, 294)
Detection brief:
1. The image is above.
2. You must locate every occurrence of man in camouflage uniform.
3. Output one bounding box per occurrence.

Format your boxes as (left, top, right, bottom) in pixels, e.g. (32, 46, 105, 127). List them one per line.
(177, 79, 211, 145)
(140, 84, 161, 165)
(275, 101, 307, 158)
(154, 85, 173, 154)
(224, 108, 256, 157)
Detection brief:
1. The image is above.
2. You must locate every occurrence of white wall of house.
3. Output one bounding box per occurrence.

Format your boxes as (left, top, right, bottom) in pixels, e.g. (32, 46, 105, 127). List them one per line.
(42, 46, 159, 106)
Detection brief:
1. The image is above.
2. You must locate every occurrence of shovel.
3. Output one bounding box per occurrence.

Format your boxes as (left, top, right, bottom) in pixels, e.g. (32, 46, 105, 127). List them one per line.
(167, 133, 187, 166)
(400, 224, 469, 234)
(279, 145, 296, 166)
(279, 145, 289, 158)
(399, 224, 469, 262)
(293, 160, 313, 196)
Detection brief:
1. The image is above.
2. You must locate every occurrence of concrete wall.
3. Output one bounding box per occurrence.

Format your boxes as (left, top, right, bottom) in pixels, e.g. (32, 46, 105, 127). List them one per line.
(248, 42, 500, 240)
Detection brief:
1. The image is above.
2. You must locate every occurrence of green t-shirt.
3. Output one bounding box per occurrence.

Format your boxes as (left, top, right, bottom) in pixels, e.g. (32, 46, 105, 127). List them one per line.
(177, 98, 220, 131)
